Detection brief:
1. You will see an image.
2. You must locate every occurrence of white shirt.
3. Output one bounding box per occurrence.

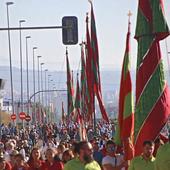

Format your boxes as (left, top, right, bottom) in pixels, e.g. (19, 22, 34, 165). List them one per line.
(102, 155, 125, 170)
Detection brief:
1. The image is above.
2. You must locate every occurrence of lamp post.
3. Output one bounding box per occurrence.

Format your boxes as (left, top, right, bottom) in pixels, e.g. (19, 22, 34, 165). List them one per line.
(37, 56, 42, 105)
(25, 36, 31, 116)
(47, 74, 51, 123)
(40, 63, 44, 106)
(33, 47, 37, 123)
(45, 69, 48, 107)
(6, 2, 14, 115)
(19, 20, 25, 113)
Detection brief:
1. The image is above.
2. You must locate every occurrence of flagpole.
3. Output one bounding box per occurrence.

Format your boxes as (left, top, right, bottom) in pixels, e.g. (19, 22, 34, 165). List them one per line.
(165, 40, 170, 80)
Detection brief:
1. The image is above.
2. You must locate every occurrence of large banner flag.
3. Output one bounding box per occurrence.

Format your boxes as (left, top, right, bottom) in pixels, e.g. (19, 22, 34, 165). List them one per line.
(89, 2, 109, 122)
(62, 101, 66, 124)
(66, 48, 74, 117)
(86, 14, 94, 122)
(135, 0, 170, 156)
(80, 43, 89, 119)
(75, 74, 87, 141)
(115, 18, 134, 161)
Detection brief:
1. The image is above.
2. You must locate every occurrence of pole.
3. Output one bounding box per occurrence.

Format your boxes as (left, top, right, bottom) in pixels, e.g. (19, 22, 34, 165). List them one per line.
(0, 25, 65, 31)
(37, 56, 41, 105)
(40, 63, 44, 123)
(45, 69, 48, 107)
(165, 40, 170, 80)
(37, 56, 41, 124)
(44, 69, 48, 123)
(19, 20, 25, 113)
(47, 75, 51, 123)
(40, 63, 44, 106)
(6, 2, 14, 115)
(26, 36, 31, 116)
(33, 47, 37, 123)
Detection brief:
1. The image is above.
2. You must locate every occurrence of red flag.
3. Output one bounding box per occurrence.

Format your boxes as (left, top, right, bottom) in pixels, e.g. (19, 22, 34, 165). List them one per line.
(62, 101, 66, 124)
(86, 14, 94, 122)
(66, 48, 74, 117)
(115, 19, 134, 161)
(90, 2, 109, 122)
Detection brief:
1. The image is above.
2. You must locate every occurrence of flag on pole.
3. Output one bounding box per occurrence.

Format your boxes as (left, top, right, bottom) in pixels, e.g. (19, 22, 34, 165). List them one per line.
(86, 14, 94, 122)
(66, 48, 74, 117)
(62, 101, 66, 124)
(75, 74, 87, 141)
(115, 17, 134, 160)
(90, 2, 109, 122)
(135, 0, 170, 156)
(80, 43, 89, 119)
(74, 74, 81, 120)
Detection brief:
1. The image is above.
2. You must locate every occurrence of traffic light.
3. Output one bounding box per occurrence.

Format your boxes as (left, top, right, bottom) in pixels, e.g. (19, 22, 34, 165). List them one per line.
(0, 79, 5, 90)
(62, 16, 78, 45)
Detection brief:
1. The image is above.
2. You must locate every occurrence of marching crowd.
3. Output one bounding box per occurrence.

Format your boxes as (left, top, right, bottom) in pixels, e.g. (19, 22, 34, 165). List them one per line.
(0, 121, 169, 170)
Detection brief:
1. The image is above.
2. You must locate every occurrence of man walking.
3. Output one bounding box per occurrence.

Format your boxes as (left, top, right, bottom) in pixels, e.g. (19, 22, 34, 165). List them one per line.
(128, 140, 155, 170)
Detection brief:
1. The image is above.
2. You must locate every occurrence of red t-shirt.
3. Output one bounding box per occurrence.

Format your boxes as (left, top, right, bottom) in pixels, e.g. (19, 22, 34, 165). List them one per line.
(5, 162, 12, 170)
(43, 161, 64, 170)
(28, 160, 46, 170)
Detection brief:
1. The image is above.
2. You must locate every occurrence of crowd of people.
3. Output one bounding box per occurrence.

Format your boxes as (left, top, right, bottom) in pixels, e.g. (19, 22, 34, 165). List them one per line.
(0, 121, 169, 170)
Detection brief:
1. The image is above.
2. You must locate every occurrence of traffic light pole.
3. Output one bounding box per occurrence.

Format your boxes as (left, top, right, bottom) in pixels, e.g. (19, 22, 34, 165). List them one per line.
(0, 26, 65, 31)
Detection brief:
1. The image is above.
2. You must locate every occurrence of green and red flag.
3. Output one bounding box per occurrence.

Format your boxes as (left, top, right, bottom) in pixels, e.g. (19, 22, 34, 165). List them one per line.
(66, 48, 74, 117)
(115, 19, 134, 161)
(74, 74, 81, 117)
(135, 0, 170, 156)
(80, 43, 89, 119)
(90, 2, 109, 122)
(75, 74, 87, 140)
(62, 101, 66, 124)
(86, 14, 94, 122)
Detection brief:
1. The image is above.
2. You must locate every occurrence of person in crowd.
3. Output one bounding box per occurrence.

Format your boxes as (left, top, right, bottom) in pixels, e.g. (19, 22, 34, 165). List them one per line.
(27, 147, 45, 170)
(102, 140, 127, 170)
(57, 144, 65, 160)
(12, 153, 29, 170)
(4, 141, 15, 162)
(64, 141, 101, 170)
(0, 157, 11, 170)
(92, 141, 103, 166)
(9, 150, 19, 168)
(128, 140, 155, 170)
(153, 137, 164, 157)
(71, 142, 79, 157)
(44, 147, 64, 170)
(62, 149, 74, 164)
(155, 133, 170, 170)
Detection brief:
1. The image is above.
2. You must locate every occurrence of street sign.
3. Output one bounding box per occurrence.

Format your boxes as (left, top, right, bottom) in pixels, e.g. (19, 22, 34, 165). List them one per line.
(19, 112, 26, 120)
(25, 115, 31, 122)
(11, 114, 16, 120)
(62, 16, 78, 45)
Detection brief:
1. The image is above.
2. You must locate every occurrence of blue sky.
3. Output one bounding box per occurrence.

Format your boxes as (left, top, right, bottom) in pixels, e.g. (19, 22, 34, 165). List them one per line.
(0, 0, 170, 72)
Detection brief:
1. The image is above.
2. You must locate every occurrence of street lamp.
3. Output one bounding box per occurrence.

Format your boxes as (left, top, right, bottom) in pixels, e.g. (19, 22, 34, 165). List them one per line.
(32, 47, 37, 123)
(6, 2, 14, 115)
(44, 69, 48, 106)
(19, 20, 25, 113)
(26, 36, 31, 115)
(40, 63, 44, 106)
(37, 56, 42, 104)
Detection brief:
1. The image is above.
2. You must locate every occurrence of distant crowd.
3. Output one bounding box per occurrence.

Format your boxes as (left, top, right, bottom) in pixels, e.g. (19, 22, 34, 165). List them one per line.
(0, 120, 169, 170)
